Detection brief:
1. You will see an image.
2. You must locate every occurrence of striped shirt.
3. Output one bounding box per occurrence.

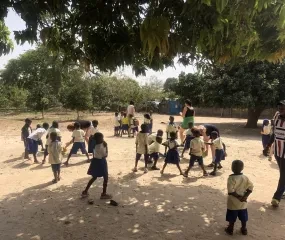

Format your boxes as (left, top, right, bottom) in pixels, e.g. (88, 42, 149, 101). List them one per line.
(273, 112, 285, 158)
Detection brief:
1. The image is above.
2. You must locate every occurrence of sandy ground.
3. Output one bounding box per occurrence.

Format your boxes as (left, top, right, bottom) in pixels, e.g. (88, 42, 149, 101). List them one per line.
(0, 112, 284, 240)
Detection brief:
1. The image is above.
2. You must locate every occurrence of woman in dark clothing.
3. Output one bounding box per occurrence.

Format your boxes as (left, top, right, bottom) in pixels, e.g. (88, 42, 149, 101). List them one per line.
(179, 99, 195, 144)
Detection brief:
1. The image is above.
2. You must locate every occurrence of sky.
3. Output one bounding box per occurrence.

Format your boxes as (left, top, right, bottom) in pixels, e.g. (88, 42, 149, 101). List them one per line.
(2, 9, 195, 83)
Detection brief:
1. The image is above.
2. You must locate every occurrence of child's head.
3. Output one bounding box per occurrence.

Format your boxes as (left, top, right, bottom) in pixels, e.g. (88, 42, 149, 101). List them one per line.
(123, 113, 127, 118)
(157, 129, 163, 137)
(74, 122, 80, 130)
(67, 124, 75, 132)
(36, 124, 42, 129)
(130, 101, 134, 105)
(140, 124, 148, 133)
(231, 160, 244, 174)
(129, 114, 133, 118)
(169, 131, 176, 140)
(92, 120, 99, 127)
(50, 132, 58, 142)
(210, 131, 219, 140)
(263, 119, 269, 126)
(156, 136, 163, 144)
(52, 121, 59, 128)
(25, 118, 32, 126)
(94, 132, 104, 144)
(42, 122, 49, 130)
(185, 99, 192, 107)
(169, 116, 174, 123)
(188, 122, 194, 129)
(192, 128, 200, 138)
(115, 112, 119, 117)
(144, 113, 151, 119)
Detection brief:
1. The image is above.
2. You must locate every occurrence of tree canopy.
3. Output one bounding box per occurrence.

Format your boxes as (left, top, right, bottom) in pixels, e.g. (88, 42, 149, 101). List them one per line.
(1, 1, 285, 74)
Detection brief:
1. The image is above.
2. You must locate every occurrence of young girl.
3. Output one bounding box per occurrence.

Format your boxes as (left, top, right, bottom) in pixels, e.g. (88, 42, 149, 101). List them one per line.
(48, 132, 62, 183)
(205, 131, 226, 176)
(82, 132, 112, 199)
(144, 113, 151, 133)
(165, 116, 178, 155)
(114, 112, 121, 136)
(64, 122, 90, 166)
(148, 136, 162, 170)
(21, 118, 32, 159)
(133, 124, 149, 173)
(181, 122, 194, 158)
(120, 113, 129, 136)
(161, 132, 183, 175)
(88, 120, 99, 154)
(261, 119, 270, 156)
(184, 128, 208, 177)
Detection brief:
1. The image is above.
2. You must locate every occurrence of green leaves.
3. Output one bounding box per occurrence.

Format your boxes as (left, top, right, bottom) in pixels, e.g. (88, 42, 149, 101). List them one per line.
(216, 0, 228, 13)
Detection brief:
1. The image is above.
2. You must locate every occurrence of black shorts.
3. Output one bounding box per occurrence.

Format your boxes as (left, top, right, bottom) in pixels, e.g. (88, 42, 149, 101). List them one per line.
(189, 154, 203, 167)
(51, 164, 61, 172)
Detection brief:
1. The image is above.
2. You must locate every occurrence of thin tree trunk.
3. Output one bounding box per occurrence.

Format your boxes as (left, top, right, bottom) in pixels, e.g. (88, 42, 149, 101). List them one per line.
(245, 108, 264, 128)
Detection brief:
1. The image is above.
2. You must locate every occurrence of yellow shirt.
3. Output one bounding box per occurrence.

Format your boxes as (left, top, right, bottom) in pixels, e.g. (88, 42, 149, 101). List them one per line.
(135, 132, 148, 154)
(227, 174, 254, 210)
(122, 117, 129, 125)
(190, 137, 204, 156)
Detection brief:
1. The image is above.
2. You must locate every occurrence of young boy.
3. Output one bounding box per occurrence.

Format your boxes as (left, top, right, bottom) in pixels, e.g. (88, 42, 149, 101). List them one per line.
(27, 122, 49, 163)
(48, 132, 62, 183)
(181, 122, 194, 158)
(184, 128, 208, 177)
(114, 112, 121, 136)
(21, 118, 32, 159)
(148, 136, 162, 170)
(64, 122, 90, 166)
(133, 124, 149, 173)
(225, 160, 253, 236)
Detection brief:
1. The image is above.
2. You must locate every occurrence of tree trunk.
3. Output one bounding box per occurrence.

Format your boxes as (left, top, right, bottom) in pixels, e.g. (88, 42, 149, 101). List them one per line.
(245, 108, 264, 128)
(77, 110, 80, 120)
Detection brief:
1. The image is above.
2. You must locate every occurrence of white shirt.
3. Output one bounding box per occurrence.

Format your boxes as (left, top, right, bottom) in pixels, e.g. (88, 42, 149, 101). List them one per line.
(163, 139, 179, 149)
(127, 104, 135, 116)
(149, 141, 160, 154)
(136, 132, 148, 154)
(46, 128, 61, 145)
(166, 123, 177, 133)
(114, 116, 121, 127)
(48, 141, 62, 164)
(262, 125, 271, 135)
(144, 118, 151, 124)
(227, 174, 254, 210)
(147, 133, 157, 145)
(190, 137, 204, 156)
(72, 129, 85, 142)
(28, 128, 47, 141)
(212, 137, 223, 150)
(185, 129, 192, 136)
(94, 143, 107, 159)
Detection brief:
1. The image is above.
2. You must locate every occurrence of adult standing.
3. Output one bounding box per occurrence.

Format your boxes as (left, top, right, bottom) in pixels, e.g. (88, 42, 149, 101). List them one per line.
(266, 100, 285, 207)
(127, 101, 135, 136)
(179, 99, 195, 144)
(198, 124, 220, 166)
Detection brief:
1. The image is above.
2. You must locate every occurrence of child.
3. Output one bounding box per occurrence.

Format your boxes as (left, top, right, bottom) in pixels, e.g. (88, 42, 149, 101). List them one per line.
(64, 122, 90, 166)
(165, 116, 178, 155)
(205, 131, 226, 176)
(149, 110, 153, 133)
(261, 119, 270, 156)
(114, 112, 121, 136)
(268, 119, 274, 161)
(120, 113, 129, 136)
(82, 132, 112, 199)
(144, 113, 151, 133)
(148, 136, 162, 170)
(48, 132, 62, 183)
(225, 160, 253, 236)
(42, 121, 61, 164)
(161, 132, 183, 175)
(27, 122, 49, 163)
(181, 122, 194, 158)
(184, 128, 208, 177)
(36, 124, 45, 151)
(147, 129, 164, 145)
(21, 118, 32, 159)
(88, 120, 99, 154)
(133, 124, 149, 173)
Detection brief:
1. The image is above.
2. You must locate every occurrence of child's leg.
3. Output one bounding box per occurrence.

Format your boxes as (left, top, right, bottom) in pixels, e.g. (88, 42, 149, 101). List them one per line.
(33, 153, 39, 163)
(42, 145, 48, 163)
(144, 154, 148, 173)
(185, 155, 195, 176)
(164, 145, 168, 155)
(64, 152, 72, 165)
(52, 170, 57, 182)
(57, 165, 61, 180)
(82, 177, 97, 195)
(210, 163, 218, 175)
(176, 163, 183, 175)
(181, 148, 185, 158)
(100, 175, 112, 199)
(225, 222, 235, 235)
(133, 154, 141, 171)
(200, 164, 208, 176)
(160, 163, 167, 174)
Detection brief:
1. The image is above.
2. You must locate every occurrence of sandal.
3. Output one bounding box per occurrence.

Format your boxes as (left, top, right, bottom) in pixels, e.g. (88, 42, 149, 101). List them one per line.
(100, 194, 112, 200)
(203, 172, 208, 177)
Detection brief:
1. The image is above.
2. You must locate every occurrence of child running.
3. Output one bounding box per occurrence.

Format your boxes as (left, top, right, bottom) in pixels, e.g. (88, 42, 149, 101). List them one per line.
(87, 120, 99, 154)
(261, 119, 270, 156)
(27, 122, 49, 163)
(21, 118, 32, 159)
(148, 136, 162, 170)
(205, 131, 226, 176)
(184, 128, 208, 177)
(48, 132, 62, 183)
(114, 112, 121, 136)
(133, 124, 149, 173)
(64, 122, 90, 166)
(42, 121, 61, 164)
(225, 160, 253, 236)
(181, 122, 194, 158)
(161, 132, 183, 175)
(82, 132, 112, 199)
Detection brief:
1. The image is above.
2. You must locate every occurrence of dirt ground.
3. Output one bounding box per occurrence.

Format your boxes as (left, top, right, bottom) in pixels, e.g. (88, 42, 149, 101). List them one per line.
(0, 112, 284, 240)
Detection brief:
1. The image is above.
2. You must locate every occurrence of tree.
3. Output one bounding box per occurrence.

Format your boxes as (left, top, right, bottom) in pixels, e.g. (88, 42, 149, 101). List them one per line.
(1, 1, 285, 74)
(0, 20, 13, 55)
(164, 78, 178, 92)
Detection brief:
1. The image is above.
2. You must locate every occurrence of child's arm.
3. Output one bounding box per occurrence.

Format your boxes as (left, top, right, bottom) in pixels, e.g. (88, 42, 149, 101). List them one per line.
(104, 141, 108, 158)
(144, 144, 148, 154)
(241, 178, 254, 202)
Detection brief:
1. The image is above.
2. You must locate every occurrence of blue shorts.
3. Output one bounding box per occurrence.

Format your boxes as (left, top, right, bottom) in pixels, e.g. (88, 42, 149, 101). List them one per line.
(136, 153, 149, 161)
(51, 164, 61, 172)
(121, 124, 129, 131)
(149, 152, 159, 161)
(189, 154, 203, 167)
(27, 138, 38, 154)
(114, 126, 120, 131)
(70, 142, 87, 154)
(214, 149, 225, 163)
(226, 209, 248, 223)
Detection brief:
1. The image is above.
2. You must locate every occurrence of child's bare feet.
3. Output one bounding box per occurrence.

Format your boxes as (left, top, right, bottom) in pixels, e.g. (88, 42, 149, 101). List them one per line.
(63, 161, 69, 166)
(209, 171, 216, 176)
(241, 227, 247, 235)
(207, 163, 214, 167)
(183, 172, 188, 177)
(144, 168, 148, 173)
(160, 170, 164, 175)
(81, 191, 89, 198)
(132, 167, 138, 172)
(225, 227, 233, 235)
(52, 179, 58, 184)
(100, 193, 112, 199)
(34, 160, 40, 164)
(151, 166, 160, 170)
(42, 160, 46, 164)
(203, 172, 208, 177)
